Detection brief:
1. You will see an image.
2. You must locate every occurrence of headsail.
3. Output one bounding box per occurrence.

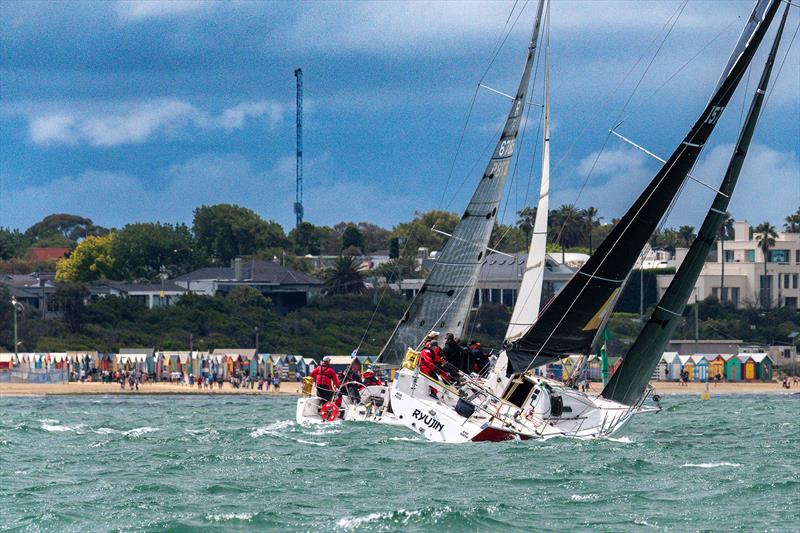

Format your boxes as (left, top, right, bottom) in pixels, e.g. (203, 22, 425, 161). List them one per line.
(377, 0, 547, 365)
(602, 4, 789, 406)
(504, 0, 780, 372)
(505, 35, 551, 343)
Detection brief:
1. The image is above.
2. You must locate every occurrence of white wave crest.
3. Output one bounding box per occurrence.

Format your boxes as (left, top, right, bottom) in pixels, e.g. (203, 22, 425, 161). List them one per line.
(571, 494, 600, 502)
(389, 436, 422, 442)
(249, 420, 295, 438)
(206, 512, 253, 522)
(123, 427, 159, 437)
(681, 462, 741, 469)
(41, 423, 72, 432)
(295, 438, 327, 447)
(606, 436, 633, 443)
(94, 427, 116, 434)
(336, 512, 384, 529)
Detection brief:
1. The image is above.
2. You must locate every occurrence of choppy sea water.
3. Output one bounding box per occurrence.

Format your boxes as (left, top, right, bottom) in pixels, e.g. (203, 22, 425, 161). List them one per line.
(0, 394, 797, 532)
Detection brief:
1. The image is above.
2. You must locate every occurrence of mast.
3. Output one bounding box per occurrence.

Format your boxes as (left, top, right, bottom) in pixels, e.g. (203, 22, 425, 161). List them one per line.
(603, 4, 790, 406)
(504, 0, 781, 372)
(377, 0, 547, 366)
(506, 9, 550, 343)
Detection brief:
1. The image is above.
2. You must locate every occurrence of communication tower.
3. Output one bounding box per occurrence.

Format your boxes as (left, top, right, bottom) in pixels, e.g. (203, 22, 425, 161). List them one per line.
(294, 68, 303, 228)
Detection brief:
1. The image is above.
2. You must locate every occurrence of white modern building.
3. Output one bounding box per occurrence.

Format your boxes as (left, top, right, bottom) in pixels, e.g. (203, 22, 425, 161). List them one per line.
(657, 221, 800, 309)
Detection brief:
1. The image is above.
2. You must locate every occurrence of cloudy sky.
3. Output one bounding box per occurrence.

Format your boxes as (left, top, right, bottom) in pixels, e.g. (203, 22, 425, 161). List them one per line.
(1, 0, 798, 234)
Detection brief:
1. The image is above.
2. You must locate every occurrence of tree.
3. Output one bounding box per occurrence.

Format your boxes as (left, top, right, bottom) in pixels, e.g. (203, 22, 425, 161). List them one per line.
(389, 237, 400, 259)
(341, 224, 365, 253)
(356, 222, 390, 253)
(516, 207, 537, 243)
(676, 225, 696, 248)
(582, 207, 602, 254)
(548, 205, 583, 262)
(113, 222, 201, 280)
(490, 223, 527, 253)
(192, 204, 289, 264)
(784, 207, 800, 233)
(289, 222, 323, 256)
(0, 228, 27, 260)
(55, 234, 119, 282)
(391, 210, 460, 253)
(25, 214, 107, 243)
(55, 283, 89, 333)
(324, 256, 366, 295)
(754, 221, 778, 308)
(718, 212, 735, 303)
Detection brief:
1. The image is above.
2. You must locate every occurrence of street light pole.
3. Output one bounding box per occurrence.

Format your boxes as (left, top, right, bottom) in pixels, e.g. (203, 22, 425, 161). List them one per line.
(11, 297, 23, 359)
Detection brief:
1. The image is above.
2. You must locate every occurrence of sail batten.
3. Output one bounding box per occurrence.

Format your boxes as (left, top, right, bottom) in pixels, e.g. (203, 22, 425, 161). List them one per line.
(377, 0, 547, 365)
(504, 0, 780, 371)
(602, 3, 789, 406)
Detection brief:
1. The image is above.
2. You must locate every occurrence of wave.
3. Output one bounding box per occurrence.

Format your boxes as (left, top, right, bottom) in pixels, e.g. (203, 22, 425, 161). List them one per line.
(41, 423, 73, 432)
(123, 427, 159, 437)
(681, 462, 741, 469)
(206, 512, 254, 522)
(605, 436, 633, 443)
(570, 494, 600, 502)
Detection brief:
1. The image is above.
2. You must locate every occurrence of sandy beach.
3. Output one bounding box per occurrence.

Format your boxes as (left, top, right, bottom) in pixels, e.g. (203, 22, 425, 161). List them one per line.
(1, 380, 793, 397)
(0, 381, 302, 396)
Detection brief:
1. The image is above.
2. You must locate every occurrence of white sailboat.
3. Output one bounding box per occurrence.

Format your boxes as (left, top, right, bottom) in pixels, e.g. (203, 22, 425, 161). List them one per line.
(296, 0, 549, 425)
(389, 0, 786, 442)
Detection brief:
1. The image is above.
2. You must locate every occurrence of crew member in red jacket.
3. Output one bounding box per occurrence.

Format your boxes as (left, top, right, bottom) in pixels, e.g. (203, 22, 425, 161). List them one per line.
(419, 332, 449, 382)
(310, 356, 340, 403)
(362, 369, 382, 387)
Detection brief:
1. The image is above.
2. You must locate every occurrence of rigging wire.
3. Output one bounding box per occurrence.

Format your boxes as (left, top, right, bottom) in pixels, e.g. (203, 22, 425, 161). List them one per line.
(519, 8, 779, 375)
(357, 0, 532, 355)
(548, 0, 689, 257)
(437, 0, 530, 210)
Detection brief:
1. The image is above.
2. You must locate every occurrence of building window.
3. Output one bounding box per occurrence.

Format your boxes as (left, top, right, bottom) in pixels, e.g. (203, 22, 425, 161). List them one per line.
(796, 250, 800, 264)
(481, 289, 490, 305)
(473, 289, 480, 307)
(746, 249, 755, 262)
(785, 349, 792, 359)
(491, 288, 501, 303)
(768, 249, 789, 263)
(724, 250, 734, 262)
(785, 297, 798, 308)
(784, 274, 790, 289)
(730, 287, 739, 307)
(793, 274, 798, 289)
(502, 289, 514, 307)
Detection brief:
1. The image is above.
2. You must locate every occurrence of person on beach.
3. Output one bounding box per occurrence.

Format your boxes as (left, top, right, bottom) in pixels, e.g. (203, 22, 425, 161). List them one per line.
(265, 373, 271, 392)
(272, 373, 280, 392)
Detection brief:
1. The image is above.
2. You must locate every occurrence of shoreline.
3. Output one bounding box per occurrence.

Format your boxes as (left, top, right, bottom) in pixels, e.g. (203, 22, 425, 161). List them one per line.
(0, 381, 302, 397)
(1, 380, 795, 397)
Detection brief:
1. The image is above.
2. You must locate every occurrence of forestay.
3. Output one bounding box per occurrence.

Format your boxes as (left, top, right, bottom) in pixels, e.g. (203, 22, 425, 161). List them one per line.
(378, 0, 547, 366)
(603, 3, 789, 406)
(504, 0, 781, 371)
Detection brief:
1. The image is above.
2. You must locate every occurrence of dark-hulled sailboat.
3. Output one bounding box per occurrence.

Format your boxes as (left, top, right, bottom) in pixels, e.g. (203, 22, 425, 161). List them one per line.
(389, 0, 788, 442)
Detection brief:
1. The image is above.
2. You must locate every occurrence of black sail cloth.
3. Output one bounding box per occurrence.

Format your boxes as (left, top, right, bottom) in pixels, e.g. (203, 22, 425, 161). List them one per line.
(603, 3, 790, 406)
(504, 0, 781, 372)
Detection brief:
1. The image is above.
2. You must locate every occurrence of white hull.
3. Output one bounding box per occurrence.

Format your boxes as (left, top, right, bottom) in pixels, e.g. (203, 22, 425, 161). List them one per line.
(390, 367, 647, 443)
(295, 384, 403, 427)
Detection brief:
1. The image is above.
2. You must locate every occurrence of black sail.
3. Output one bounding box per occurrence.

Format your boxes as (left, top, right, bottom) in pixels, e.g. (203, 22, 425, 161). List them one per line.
(377, 0, 546, 366)
(603, 4, 789, 406)
(505, 0, 780, 371)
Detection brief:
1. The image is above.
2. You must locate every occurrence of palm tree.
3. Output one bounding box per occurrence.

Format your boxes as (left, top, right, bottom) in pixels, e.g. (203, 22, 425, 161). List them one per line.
(324, 256, 366, 295)
(516, 207, 537, 243)
(784, 207, 800, 233)
(718, 212, 735, 303)
(548, 204, 583, 263)
(754, 221, 778, 308)
(582, 206, 602, 254)
(677, 225, 696, 248)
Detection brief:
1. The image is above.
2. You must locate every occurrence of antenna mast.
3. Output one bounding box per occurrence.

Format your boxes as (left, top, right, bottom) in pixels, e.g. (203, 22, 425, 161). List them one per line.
(294, 68, 304, 228)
